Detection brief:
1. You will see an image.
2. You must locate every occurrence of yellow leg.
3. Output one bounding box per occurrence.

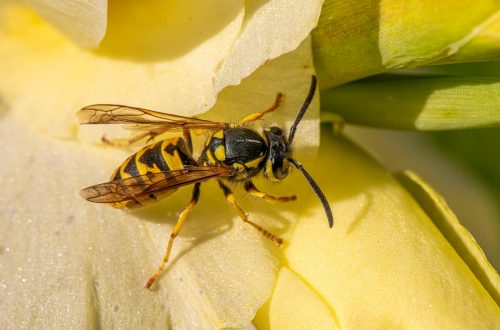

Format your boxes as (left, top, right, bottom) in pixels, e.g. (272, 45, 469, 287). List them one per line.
(240, 93, 283, 124)
(244, 180, 296, 203)
(146, 183, 201, 289)
(218, 181, 283, 246)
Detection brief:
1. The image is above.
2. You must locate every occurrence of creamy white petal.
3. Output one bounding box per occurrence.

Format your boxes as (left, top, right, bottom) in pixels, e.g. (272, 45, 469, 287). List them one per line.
(0, 2, 245, 139)
(0, 35, 318, 328)
(215, 0, 324, 91)
(0, 1, 322, 147)
(24, 0, 107, 48)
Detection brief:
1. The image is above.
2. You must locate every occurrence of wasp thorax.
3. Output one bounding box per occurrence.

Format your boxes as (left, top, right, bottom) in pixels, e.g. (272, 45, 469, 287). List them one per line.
(263, 126, 290, 181)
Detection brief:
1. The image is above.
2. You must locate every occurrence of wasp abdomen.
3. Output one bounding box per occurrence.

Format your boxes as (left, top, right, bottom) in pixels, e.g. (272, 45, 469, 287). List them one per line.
(110, 137, 197, 209)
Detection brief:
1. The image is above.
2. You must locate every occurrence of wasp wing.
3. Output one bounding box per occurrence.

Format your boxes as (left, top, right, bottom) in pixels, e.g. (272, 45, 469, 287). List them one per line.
(77, 104, 229, 131)
(80, 165, 234, 203)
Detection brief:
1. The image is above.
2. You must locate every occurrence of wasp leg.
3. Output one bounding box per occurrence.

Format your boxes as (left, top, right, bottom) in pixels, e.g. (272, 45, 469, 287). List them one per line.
(146, 182, 201, 289)
(182, 128, 193, 154)
(240, 93, 283, 124)
(218, 181, 283, 246)
(102, 130, 161, 147)
(243, 180, 296, 203)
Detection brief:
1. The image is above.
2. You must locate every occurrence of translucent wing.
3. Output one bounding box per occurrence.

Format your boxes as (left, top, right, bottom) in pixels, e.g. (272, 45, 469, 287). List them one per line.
(77, 104, 229, 131)
(80, 165, 234, 203)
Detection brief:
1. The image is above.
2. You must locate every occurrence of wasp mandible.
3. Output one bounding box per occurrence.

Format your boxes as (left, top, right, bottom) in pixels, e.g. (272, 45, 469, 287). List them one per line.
(78, 76, 333, 288)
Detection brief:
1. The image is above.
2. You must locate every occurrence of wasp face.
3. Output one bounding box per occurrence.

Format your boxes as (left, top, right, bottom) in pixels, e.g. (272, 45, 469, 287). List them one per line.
(263, 126, 290, 181)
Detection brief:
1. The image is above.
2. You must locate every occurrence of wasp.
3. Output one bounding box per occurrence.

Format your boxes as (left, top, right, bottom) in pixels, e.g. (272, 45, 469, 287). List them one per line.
(78, 76, 333, 289)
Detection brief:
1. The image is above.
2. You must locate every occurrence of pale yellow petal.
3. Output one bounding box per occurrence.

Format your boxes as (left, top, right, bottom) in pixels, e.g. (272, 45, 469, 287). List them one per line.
(0, 2, 322, 327)
(1, 1, 322, 145)
(24, 0, 107, 48)
(0, 36, 318, 328)
(214, 0, 323, 91)
(254, 267, 338, 330)
(0, 2, 244, 138)
(257, 130, 500, 328)
(0, 105, 279, 328)
(395, 170, 500, 304)
(208, 37, 319, 151)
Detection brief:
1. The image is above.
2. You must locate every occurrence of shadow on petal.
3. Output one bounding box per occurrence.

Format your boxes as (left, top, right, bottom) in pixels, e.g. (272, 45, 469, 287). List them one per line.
(96, 0, 246, 62)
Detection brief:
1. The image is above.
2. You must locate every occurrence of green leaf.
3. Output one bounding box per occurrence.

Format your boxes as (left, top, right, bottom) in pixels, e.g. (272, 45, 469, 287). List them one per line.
(313, 0, 500, 88)
(418, 61, 500, 77)
(321, 75, 500, 130)
(437, 13, 500, 64)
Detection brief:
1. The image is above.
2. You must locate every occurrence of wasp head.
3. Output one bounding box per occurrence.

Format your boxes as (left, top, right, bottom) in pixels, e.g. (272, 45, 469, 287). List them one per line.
(263, 126, 290, 181)
(264, 75, 334, 228)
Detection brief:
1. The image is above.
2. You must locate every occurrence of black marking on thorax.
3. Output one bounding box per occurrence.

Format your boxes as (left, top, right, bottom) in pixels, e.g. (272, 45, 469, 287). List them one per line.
(223, 128, 267, 164)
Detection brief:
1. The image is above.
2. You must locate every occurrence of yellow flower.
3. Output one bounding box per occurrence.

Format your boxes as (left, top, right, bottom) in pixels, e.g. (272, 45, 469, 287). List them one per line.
(1, 0, 499, 329)
(255, 0, 500, 328)
(0, 0, 323, 328)
(255, 128, 500, 329)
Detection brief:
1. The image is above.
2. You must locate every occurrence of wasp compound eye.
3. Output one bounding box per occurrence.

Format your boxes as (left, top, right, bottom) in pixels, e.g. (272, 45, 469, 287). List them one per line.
(263, 127, 289, 181)
(269, 126, 282, 135)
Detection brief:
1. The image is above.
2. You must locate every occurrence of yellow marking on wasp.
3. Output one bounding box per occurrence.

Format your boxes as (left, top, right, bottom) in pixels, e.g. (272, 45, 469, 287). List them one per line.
(111, 198, 141, 210)
(206, 150, 216, 164)
(135, 144, 161, 174)
(165, 149, 183, 170)
(160, 138, 185, 171)
(244, 155, 265, 169)
(111, 167, 120, 180)
(265, 160, 274, 178)
(213, 130, 224, 139)
(111, 202, 126, 209)
(232, 163, 245, 173)
(213, 145, 226, 161)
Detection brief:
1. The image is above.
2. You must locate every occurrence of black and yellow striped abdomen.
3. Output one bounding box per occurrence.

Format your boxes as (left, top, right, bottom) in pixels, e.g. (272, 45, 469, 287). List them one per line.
(111, 137, 197, 209)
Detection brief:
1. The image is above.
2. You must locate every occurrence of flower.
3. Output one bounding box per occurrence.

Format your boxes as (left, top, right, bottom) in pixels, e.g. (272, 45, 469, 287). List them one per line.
(0, 0, 323, 328)
(254, 129, 500, 329)
(254, 0, 500, 328)
(1, 0, 499, 329)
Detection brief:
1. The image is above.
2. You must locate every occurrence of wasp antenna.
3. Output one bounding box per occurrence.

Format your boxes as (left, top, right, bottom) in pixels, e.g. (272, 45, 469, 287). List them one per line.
(289, 158, 333, 227)
(288, 75, 317, 145)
